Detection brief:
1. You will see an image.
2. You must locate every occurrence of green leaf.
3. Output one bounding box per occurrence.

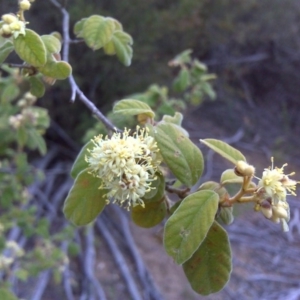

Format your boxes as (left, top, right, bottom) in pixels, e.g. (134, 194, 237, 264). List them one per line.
(16, 126, 28, 147)
(39, 60, 72, 80)
(27, 129, 47, 155)
(82, 15, 115, 50)
(152, 122, 203, 187)
(107, 17, 123, 31)
(131, 200, 166, 228)
(1, 83, 19, 103)
(0, 37, 14, 64)
(113, 99, 155, 119)
(103, 40, 116, 55)
(220, 169, 243, 185)
(111, 31, 133, 66)
(218, 207, 234, 225)
(29, 76, 45, 98)
(41, 34, 61, 54)
(162, 112, 183, 126)
(183, 221, 232, 295)
(198, 181, 229, 203)
(170, 49, 192, 66)
(143, 172, 165, 202)
(200, 138, 246, 165)
(173, 68, 190, 92)
(74, 18, 87, 37)
(63, 169, 107, 226)
(125, 173, 166, 223)
(70, 140, 93, 179)
(164, 190, 219, 264)
(13, 29, 47, 67)
(0, 288, 18, 300)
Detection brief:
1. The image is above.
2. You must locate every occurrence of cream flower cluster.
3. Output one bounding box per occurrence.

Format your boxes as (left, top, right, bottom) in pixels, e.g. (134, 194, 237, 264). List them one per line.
(256, 158, 298, 231)
(0, 0, 35, 38)
(0, 14, 26, 38)
(86, 127, 161, 209)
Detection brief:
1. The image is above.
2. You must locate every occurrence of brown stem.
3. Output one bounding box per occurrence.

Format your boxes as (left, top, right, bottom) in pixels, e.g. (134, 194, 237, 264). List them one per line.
(165, 185, 190, 199)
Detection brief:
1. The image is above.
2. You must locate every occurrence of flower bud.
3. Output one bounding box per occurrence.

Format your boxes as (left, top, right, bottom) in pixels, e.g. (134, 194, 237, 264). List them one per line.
(273, 205, 288, 220)
(235, 161, 255, 177)
(260, 199, 273, 219)
(2, 14, 18, 24)
(19, 0, 31, 10)
(10, 21, 22, 31)
(1, 24, 12, 35)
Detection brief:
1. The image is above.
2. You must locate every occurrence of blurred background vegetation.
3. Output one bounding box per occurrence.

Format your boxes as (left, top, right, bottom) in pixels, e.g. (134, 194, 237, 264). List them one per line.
(1, 0, 300, 157)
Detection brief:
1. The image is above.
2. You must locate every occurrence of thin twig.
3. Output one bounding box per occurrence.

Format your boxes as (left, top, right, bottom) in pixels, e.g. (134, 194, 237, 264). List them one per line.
(30, 270, 51, 300)
(96, 218, 142, 300)
(84, 226, 107, 300)
(113, 206, 164, 300)
(61, 241, 75, 300)
(49, 0, 118, 132)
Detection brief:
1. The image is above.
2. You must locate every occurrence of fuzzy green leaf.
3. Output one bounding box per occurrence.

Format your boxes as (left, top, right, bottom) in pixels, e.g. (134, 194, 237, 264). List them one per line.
(1, 83, 19, 103)
(183, 221, 232, 295)
(27, 129, 47, 155)
(26, 129, 46, 155)
(218, 207, 234, 225)
(13, 29, 47, 67)
(162, 112, 184, 126)
(131, 200, 166, 228)
(153, 122, 203, 186)
(70, 140, 93, 179)
(131, 173, 167, 228)
(220, 169, 243, 185)
(64, 169, 107, 226)
(41, 34, 61, 54)
(29, 76, 45, 98)
(142, 172, 165, 202)
(39, 60, 72, 80)
(164, 190, 219, 264)
(74, 18, 87, 37)
(113, 99, 155, 119)
(173, 68, 191, 92)
(103, 40, 116, 55)
(111, 30, 133, 66)
(0, 37, 14, 64)
(82, 15, 115, 50)
(200, 138, 246, 165)
(0, 288, 18, 300)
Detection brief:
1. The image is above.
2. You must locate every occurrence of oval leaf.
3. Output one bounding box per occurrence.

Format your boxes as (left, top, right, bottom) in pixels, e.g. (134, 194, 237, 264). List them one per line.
(143, 171, 165, 202)
(112, 30, 133, 66)
(39, 60, 72, 80)
(173, 68, 190, 92)
(183, 221, 232, 295)
(220, 169, 243, 185)
(164, 190, 219, 264)
(218, 207, 234, 225)
(71, 140, 93, 179)
(41, 34, 61, 54)
(82, 15, 115, 50)
(13, 29, 47, 67)
(200, 139, 246, 165)
(0, 288, 18, 300)
(131, 200, 166, 228)
(113, 99, 155, 119)
(29, 76, 45, 98)
(74, 18, 87, 37)
(63, 169, 107, 226)
(0, 38, 14, 64)
(153, 122, 203, 187)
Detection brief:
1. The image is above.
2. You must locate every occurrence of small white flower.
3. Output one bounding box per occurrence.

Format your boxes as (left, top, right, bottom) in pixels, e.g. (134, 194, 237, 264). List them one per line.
(257, 158, 297, 204)
(86, 127, 161, 209)
(255, 157, 298, 231)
